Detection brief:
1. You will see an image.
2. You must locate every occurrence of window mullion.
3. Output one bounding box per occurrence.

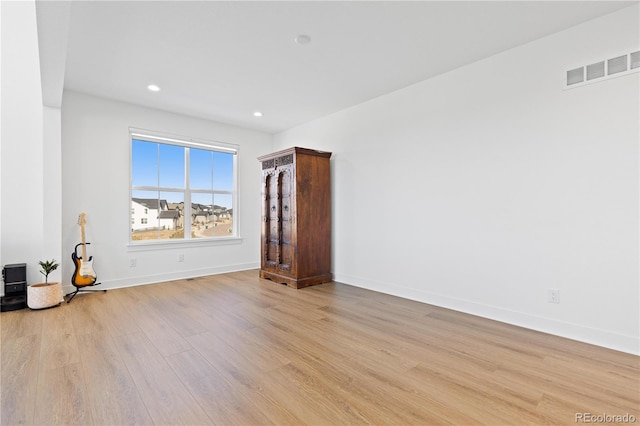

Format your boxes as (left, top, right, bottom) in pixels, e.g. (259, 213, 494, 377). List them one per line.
(156, 145, 161, 241)
(232, 152, 238, 237)
(184, 147, 191, 239)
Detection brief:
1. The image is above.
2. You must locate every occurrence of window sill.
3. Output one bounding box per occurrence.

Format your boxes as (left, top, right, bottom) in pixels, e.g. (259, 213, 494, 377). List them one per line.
(127, 237, 243, 252)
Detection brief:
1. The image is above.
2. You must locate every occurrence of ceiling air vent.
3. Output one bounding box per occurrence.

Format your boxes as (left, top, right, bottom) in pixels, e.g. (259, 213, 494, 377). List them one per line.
(565, 50, 640, 89)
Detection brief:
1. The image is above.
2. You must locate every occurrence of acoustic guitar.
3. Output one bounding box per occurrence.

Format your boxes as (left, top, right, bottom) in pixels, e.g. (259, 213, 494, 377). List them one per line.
(72, 213, 98, 287)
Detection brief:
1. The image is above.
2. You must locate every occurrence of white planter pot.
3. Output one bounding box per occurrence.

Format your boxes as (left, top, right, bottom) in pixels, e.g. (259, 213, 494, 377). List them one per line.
(27, 282, 63, 309)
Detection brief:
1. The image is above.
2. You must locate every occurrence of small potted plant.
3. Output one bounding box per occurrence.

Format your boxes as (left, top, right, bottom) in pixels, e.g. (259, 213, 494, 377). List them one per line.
(27, 259, 63, 309)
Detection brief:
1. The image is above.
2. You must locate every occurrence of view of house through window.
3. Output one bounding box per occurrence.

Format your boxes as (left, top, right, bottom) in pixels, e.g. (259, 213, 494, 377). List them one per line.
(130, 132, 237, 242)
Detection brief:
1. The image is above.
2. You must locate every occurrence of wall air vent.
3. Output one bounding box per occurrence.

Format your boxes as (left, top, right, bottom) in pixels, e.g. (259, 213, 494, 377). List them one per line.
(586, 61, 605, 80)
(565, 50, 639, 89)
(607, 55, 627, 75)
(567, 67, 584, 85)
(631, 51, 640, 69)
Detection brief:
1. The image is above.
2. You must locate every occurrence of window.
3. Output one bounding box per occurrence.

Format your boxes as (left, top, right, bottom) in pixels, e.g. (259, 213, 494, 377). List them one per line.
(130, 130, 238, 243)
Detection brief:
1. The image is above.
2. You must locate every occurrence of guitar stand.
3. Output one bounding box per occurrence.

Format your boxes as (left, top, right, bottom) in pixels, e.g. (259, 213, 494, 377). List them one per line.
(65, 282, 107, 303)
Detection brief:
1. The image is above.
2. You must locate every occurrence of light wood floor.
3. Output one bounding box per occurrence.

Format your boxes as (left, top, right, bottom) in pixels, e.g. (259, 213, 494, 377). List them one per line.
(1, 270, 638, 425)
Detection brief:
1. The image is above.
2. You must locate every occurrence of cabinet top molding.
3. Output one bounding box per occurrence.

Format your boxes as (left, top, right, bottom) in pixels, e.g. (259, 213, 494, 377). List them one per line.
(257, 146, 332, 162)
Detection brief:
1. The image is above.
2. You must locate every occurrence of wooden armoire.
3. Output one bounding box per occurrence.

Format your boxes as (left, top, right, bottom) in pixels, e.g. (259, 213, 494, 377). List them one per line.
(258, 147, 332, 289)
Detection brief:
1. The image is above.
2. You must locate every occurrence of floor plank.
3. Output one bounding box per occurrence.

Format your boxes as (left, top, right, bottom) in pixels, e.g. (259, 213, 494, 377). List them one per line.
(1, 334, 40, 425)
(75, 332, 152, 425)
(113, 331, 210, 425)
(33, 363, 93, 425)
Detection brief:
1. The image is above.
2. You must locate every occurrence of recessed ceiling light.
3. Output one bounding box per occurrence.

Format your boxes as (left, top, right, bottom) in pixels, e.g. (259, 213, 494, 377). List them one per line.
(147, 84, 161, 92)
(253, 111, 263, 117)
(294, 34, 311, 45)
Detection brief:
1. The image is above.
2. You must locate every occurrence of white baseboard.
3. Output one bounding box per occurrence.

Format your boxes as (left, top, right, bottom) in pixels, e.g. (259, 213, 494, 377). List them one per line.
(334, 273, 639, 356)
(62, 262, 259, 295)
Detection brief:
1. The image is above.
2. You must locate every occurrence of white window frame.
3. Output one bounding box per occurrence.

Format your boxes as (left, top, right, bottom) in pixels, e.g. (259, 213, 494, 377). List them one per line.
(128, 128, 240, 247)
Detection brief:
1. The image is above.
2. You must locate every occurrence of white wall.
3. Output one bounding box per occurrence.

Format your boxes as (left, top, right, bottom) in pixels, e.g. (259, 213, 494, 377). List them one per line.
(42, 106, 63, 283)
(61, 91, 270, 293)
(1, 0, 3, 284)
(0, 1, 53, 291)
(274, 6, 640, 354)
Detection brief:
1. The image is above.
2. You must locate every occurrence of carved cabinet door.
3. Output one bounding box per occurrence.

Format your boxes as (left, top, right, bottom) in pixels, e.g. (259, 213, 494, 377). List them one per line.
(262, 164, 294, 275)
(263, 169, 278, 269)
(278, 165, 294, 274)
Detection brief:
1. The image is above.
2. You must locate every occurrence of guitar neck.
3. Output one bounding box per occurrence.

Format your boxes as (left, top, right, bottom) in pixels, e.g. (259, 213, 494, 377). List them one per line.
(81, 223, 88, 259)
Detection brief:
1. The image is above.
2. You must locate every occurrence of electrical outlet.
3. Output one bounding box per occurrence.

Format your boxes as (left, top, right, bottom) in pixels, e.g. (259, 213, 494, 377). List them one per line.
(178, 254, 184, 262)
(129, 258, 137, 267)
(548, 289, 560, 304)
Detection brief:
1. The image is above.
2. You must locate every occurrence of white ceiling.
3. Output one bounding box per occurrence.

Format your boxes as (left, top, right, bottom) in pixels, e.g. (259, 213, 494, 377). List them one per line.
(37, 1, 636, 134)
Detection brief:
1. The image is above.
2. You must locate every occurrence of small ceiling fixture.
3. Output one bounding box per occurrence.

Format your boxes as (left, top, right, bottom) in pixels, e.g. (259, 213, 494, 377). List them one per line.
(294, 34, 311, 45)
(147, 84, 161, 92)
(253, 111, 263, 117)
